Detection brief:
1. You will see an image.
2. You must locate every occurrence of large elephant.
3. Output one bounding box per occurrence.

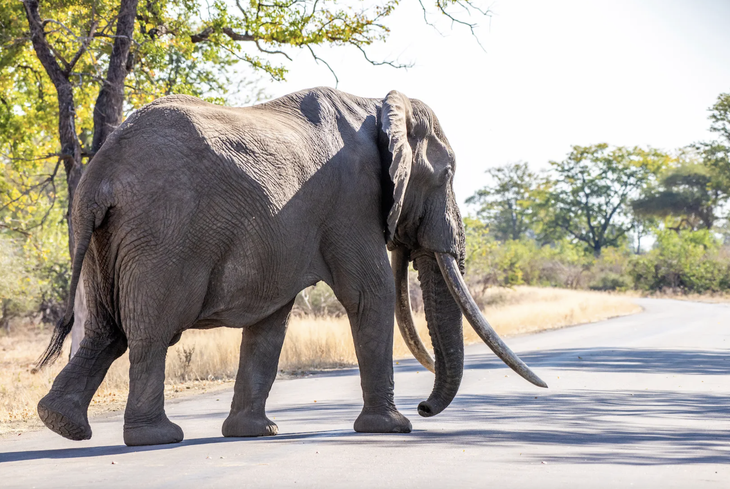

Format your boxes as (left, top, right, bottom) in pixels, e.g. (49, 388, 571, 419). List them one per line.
(36, 87, 546, 447)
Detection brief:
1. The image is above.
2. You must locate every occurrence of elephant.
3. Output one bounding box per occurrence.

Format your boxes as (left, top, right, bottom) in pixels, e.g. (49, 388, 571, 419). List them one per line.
(36, 87, 546, 447)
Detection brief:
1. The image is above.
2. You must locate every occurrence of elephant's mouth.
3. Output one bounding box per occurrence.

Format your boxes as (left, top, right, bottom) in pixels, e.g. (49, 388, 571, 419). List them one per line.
(392, 247, 547, 418)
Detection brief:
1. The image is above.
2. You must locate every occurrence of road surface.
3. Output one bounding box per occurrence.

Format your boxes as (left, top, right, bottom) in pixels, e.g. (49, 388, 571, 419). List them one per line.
(1, 298, 729, 487)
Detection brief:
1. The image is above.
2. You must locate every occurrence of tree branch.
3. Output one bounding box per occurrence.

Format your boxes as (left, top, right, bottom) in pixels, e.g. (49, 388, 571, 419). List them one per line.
(254, 39, 292, 61)
(22, 0, 68, 89)
(190, 26, 214, 43)
(305, 45, 338, 86)
(223, 27, 255, 42)
(65, 20, 99, 75)
(349, 42, 411, 69)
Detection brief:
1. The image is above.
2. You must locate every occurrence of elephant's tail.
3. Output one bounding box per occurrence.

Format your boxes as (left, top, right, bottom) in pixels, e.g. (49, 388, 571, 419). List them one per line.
(36, 202, 102, 369)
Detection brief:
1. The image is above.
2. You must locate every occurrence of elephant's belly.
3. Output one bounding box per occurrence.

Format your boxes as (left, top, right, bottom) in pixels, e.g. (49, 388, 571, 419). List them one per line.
(192, 251, 324, 329)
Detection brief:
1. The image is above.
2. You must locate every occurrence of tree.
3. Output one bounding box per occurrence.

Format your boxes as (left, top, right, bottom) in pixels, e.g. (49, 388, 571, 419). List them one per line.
(708, 92, 730, 142)
(632, 153, 727, 231)
(466, 162, 539, 241)
(1, 0, 491, 352)
(696, 92, 730, 202)
(2, 0, 491, 250)
(542, 144, 668, 256)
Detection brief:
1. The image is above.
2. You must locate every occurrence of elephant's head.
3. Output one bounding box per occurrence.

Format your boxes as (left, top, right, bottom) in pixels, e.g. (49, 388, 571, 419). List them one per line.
(379, 91, 547, 418)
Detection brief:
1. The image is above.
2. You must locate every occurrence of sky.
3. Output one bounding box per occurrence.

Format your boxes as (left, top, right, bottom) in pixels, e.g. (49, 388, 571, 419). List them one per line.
(257, 0, 730, 211)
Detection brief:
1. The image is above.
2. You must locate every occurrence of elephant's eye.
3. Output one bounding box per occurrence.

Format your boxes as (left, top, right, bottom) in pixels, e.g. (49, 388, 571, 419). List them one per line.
(438, 166, 453, 184)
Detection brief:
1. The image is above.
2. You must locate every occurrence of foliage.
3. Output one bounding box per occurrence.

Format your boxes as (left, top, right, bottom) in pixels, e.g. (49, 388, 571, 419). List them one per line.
(0, 237, 41, 329)
(465, 213, 730, 294)
(708, 92, 730, 142)
(465, 162, 540, 241)
(540, 144, 669, 256)
(0, 228, 69, 329)
(293, 283, 346, 318)
(632, 151, 727, 231)
(629, 230, 730, 293)
(696, 92, 730, 205)
(464, 217, 600, 290)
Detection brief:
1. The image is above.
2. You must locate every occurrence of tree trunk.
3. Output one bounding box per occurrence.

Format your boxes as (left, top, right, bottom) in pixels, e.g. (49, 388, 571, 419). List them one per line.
(91, 0, 140, 153)
(24, 0, 139, 357)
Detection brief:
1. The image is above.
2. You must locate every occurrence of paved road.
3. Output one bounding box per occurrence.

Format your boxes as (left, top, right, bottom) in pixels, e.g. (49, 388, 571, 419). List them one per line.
(1, 298, 729, 488)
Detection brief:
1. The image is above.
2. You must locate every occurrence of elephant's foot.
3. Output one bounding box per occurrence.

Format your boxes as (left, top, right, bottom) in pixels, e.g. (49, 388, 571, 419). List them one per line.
(37, 393, 92, 441)
(123, 416, 184, 446)
(222, 411, 279, 437)
(354, 406, 412, 433)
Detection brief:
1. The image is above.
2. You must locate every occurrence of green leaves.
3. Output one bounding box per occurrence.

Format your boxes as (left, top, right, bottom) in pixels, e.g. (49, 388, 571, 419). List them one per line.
(708, 92, 730, 142)
(543, 144, 669, 256)
(629, 229, 730, 292)
(631, 152, 726, 231)
(465, 162, 540, 242)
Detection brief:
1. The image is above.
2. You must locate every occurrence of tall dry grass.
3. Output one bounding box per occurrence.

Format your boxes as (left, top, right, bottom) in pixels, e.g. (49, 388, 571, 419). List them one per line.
(0, 287, 639, 434)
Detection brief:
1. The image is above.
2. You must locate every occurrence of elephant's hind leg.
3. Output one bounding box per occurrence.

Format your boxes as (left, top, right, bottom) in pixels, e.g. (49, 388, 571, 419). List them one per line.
(222, 300, 294, 437)
(38, 332, 127, 441)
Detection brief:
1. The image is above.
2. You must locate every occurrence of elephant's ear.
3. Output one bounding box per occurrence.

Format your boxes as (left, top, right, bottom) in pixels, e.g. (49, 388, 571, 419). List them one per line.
(381, 90, 414, 241)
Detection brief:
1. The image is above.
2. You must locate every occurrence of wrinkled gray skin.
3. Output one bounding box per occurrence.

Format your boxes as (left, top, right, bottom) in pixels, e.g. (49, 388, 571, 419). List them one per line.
(36, 88, 490, 446)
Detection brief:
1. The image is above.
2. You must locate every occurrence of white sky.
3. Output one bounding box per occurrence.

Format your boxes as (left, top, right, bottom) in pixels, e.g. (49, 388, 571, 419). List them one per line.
(259, 0, 730, 210)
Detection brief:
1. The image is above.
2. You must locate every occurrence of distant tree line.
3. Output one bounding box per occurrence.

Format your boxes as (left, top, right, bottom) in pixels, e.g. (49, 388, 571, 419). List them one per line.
(465, 91, 730, 293)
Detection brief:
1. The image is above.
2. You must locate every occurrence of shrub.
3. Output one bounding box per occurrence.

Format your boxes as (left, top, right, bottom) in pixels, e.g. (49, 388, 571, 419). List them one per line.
(293, 282, 346, 318)
(0, 229, 71, 330)
(0, 237, 43, 331)
(629, 230, 730, 292)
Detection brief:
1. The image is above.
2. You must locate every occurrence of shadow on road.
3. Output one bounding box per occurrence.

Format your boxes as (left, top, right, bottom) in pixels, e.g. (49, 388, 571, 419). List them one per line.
(464, 347, 730, 375)
(2, 347, 728, 466)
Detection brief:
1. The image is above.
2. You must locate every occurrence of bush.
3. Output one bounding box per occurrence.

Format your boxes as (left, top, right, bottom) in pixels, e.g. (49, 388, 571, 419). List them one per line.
(0, 229, 70, 330)
(464, 217, 601, 290)
(0, 237, 43, 330)
(293, 282, 346, 318)
(629, 230, 730, 292)
(464, 227, 730, 294)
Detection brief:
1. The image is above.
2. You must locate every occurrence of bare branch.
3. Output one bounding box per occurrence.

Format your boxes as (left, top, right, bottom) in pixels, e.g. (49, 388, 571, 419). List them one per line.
(1, 152, 68, 163)
(65, 20, 99, 74)
(0, 159, 62, 215)
(254, 39, 292, 61)
(436, 2, 487, 52)
(306, 45, 338, 87)
(20, 1, 68, 90)
(41, 19, 84, 42)
(349, 42, 411, 69)
(417, 0, 446, 35)
(48, 44, 71, 72)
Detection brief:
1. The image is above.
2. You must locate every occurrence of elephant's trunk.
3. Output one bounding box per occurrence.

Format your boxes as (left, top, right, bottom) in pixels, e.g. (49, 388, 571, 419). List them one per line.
(413, 253, 464, 417)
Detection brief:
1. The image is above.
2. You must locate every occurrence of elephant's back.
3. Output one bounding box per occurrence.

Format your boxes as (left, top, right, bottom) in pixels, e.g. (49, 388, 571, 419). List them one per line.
(78, 94, 328, 270)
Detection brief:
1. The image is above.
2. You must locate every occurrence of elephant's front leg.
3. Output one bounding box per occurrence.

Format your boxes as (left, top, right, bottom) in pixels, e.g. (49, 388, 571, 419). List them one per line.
(222, 300, 294, 437)
(123, 342, 183, 446)
(347, 289, 412, 434)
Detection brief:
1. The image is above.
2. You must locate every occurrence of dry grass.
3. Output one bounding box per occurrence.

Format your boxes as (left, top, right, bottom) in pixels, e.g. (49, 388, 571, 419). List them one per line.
(0, 287, 639, 435)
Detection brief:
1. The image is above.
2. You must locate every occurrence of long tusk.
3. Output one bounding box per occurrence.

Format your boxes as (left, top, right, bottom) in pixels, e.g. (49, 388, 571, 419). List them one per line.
(392, 247, 436, 373)
(435, 252, 548, 388)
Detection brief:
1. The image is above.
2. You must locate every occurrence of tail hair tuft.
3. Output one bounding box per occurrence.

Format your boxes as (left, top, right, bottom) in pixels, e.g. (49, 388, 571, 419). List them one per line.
(36, 313, 75, 369)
